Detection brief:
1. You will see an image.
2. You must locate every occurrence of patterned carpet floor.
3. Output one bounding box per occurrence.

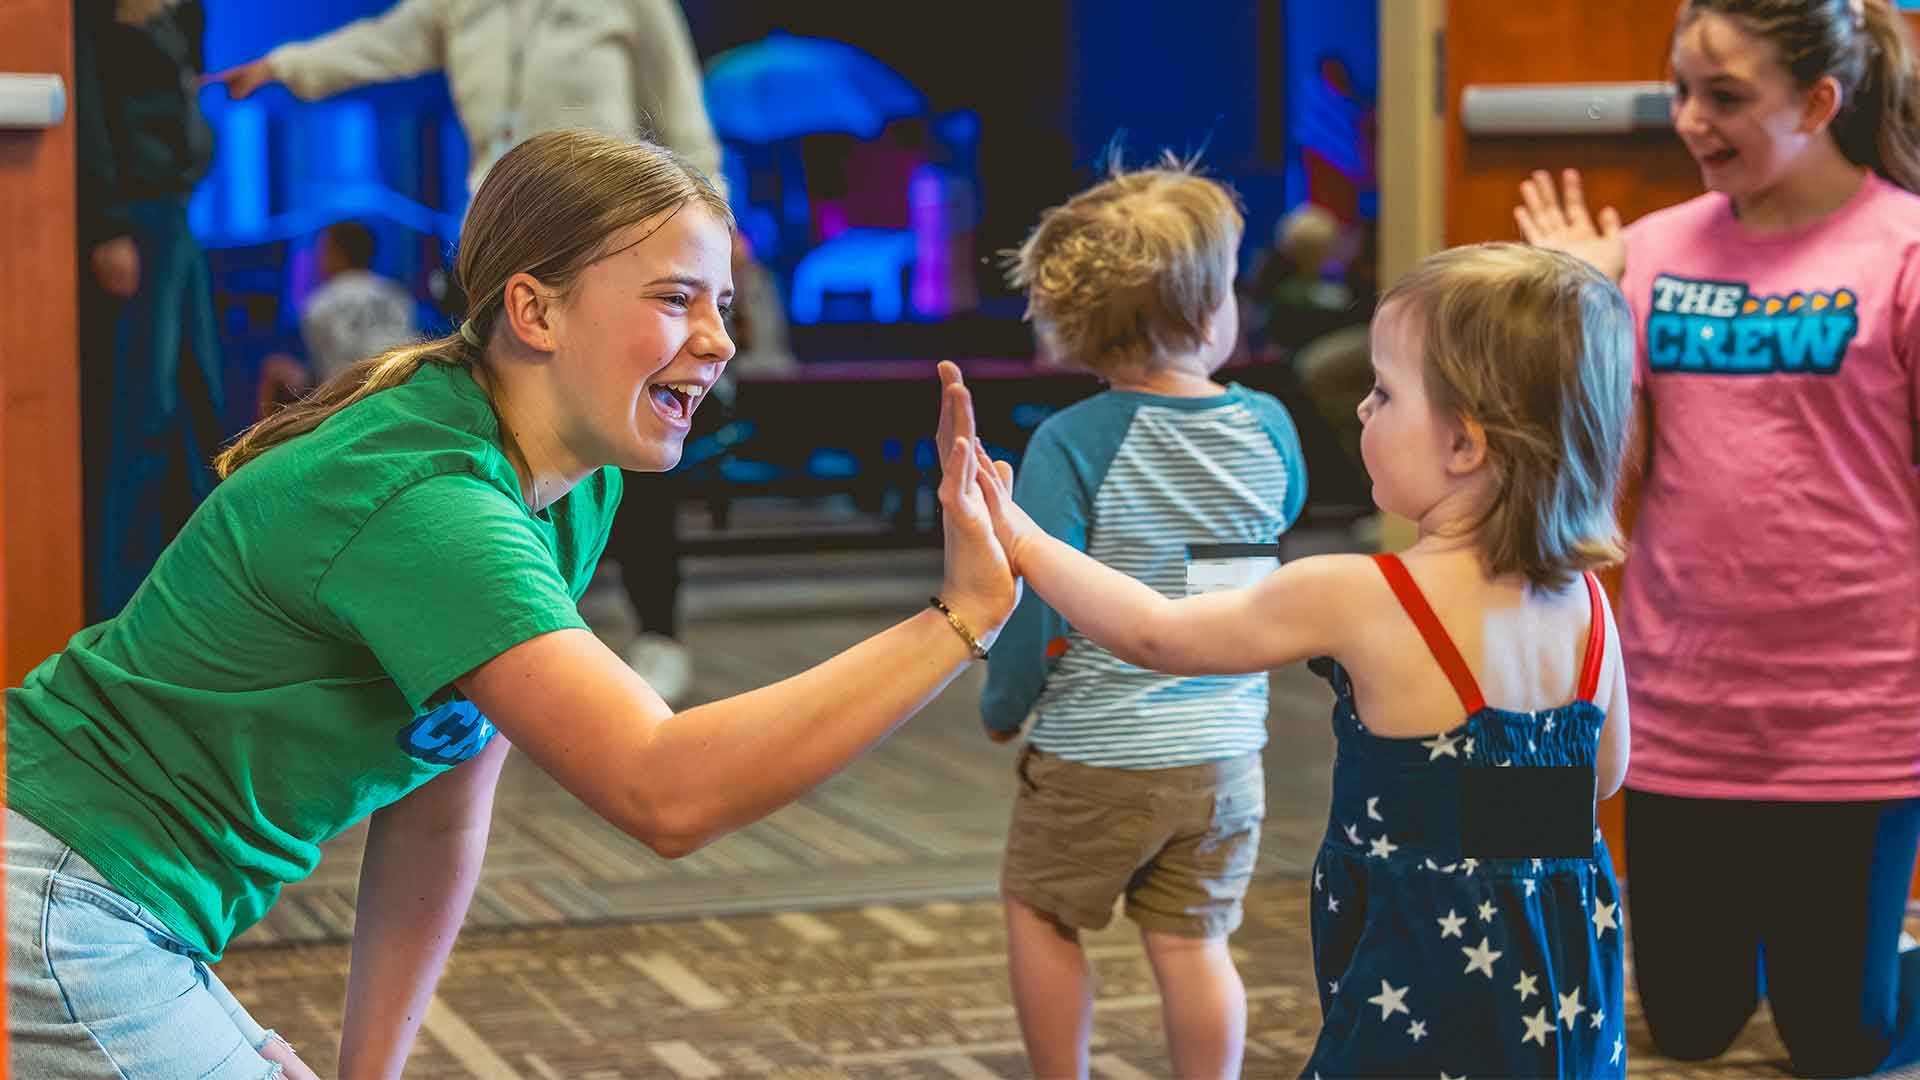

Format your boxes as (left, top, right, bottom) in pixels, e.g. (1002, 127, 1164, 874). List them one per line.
(222, 882, 1850, 1078)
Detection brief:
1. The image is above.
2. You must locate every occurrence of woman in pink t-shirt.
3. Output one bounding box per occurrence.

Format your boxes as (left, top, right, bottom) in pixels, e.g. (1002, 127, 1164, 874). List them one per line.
(1517, 0, 1920, 1074)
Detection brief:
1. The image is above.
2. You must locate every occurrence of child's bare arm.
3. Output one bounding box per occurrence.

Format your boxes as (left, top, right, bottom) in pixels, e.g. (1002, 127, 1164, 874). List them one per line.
(974, 444, 1361, 675)
(1595, 587, 1631, 800)
(1122, 554, 1368, 674)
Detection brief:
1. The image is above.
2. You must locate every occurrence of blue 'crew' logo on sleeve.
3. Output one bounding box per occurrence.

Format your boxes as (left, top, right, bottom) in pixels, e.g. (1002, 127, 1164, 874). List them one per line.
(1646, 273, 1858, 375)
(396, 699, 497, 766)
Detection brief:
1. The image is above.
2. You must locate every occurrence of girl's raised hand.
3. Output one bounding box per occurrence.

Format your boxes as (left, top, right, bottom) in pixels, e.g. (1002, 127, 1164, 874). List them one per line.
(970, 441, 1043, 574)
(1515, 168, 1626, 281)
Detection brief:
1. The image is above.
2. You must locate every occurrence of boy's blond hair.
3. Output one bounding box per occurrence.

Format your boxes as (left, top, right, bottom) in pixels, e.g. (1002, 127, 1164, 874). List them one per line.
(1007, 157, 1243, 376)
(1380, 243, 1635, 590)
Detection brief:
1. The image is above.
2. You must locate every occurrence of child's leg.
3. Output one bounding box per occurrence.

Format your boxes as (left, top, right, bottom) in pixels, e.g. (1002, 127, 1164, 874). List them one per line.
(1757, 797, 1920, 1077)
(1623, 789, 1766, 1060)
(1004, 895, 1097, 1079)
(999, 746, 1166, 1080)
(1124, 753, 1262, 1080)
(1139, 929, 1245, 1079)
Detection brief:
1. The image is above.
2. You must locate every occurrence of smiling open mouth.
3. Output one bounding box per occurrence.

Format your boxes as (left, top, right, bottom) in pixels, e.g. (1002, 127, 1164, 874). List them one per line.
(649, 381, 705, 423)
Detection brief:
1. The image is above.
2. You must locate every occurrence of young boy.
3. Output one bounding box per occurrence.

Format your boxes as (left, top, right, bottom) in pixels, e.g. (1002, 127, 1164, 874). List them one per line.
(983, 160, 1308, 1079)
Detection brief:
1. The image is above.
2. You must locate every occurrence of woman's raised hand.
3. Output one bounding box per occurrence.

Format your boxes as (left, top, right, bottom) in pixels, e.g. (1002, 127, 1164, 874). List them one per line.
(934, 362, 1020, 642)
(1515, 168, 1626, 281)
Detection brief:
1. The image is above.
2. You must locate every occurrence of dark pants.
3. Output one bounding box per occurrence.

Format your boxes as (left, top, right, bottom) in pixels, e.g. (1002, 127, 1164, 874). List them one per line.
(609, 471, 682, 637)
(80, 198, 225, 621)
(1625, 788, 1920, 1076)
(606, 381, 742, 637)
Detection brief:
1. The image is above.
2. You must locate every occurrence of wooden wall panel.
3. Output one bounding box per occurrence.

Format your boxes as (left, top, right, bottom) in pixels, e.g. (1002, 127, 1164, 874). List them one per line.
(0, 0, 82, 691)
(0, 0, 74, 1065)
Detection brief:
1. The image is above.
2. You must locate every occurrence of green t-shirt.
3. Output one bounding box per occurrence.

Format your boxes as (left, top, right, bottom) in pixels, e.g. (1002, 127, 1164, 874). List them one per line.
(5, 360, 620, 960)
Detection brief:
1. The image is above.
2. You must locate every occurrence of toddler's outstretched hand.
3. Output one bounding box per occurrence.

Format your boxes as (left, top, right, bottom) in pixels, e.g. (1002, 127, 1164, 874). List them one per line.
(971, 441, 1042, 573)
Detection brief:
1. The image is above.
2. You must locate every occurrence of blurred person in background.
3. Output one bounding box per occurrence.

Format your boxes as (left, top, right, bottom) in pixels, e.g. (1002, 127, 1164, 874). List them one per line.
(75, 0, 226, 621)
(258, 221, 422, 416)
(302, 221, 420, 386)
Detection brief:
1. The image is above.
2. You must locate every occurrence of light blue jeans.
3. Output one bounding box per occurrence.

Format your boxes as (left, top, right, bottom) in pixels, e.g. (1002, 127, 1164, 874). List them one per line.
(6, 808, 289, 1077)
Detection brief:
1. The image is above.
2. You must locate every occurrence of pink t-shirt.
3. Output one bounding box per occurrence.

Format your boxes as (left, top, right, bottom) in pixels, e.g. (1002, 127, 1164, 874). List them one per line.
(1619, 173, 1920, 801)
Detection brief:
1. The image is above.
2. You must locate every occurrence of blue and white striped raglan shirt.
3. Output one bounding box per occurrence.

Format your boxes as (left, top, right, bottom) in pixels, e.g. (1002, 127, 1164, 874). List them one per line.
(981, 385, 1308, 769)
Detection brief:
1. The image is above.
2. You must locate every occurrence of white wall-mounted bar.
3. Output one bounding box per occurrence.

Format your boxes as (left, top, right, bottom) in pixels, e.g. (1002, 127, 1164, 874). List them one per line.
(1461, 81, 1672, 136)
(0, 74, 66, 129)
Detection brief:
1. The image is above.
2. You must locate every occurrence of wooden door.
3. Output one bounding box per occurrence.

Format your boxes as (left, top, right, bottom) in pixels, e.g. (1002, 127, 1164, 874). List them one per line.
(1442, 2, 1920, 888)
(0, 0, 82, 688)
(1446, 2, 1702, 248)
(0, 4, 80, 1066)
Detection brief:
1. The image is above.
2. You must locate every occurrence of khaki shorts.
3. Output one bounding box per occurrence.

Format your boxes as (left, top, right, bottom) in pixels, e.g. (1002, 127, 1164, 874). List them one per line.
(1001, 745, 1264, 939)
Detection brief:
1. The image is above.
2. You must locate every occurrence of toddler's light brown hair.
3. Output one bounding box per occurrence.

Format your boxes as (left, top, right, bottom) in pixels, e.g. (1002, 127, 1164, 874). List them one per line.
(1380, 243, 1636, 589)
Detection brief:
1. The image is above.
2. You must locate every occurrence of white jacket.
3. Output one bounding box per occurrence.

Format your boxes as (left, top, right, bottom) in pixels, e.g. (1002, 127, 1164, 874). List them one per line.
(267, 0, 723, 193)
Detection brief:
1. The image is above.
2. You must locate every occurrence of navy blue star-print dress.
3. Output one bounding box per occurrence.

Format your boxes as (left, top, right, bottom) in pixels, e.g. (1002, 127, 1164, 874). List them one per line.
(1301, 555, 1625, 1078)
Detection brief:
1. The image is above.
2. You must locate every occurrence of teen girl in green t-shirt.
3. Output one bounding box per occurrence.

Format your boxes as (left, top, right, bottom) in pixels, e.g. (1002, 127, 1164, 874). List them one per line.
(4, 128, 1017, 1079)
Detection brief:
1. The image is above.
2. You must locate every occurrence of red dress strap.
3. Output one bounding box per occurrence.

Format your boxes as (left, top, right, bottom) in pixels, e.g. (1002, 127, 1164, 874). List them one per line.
(1372, 554, 1487, 714)
(1576, 571, 1607, 702)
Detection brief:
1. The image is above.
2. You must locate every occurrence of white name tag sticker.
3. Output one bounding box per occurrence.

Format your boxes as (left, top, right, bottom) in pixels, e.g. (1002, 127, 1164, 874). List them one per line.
(1185, 543, 1282, 596)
